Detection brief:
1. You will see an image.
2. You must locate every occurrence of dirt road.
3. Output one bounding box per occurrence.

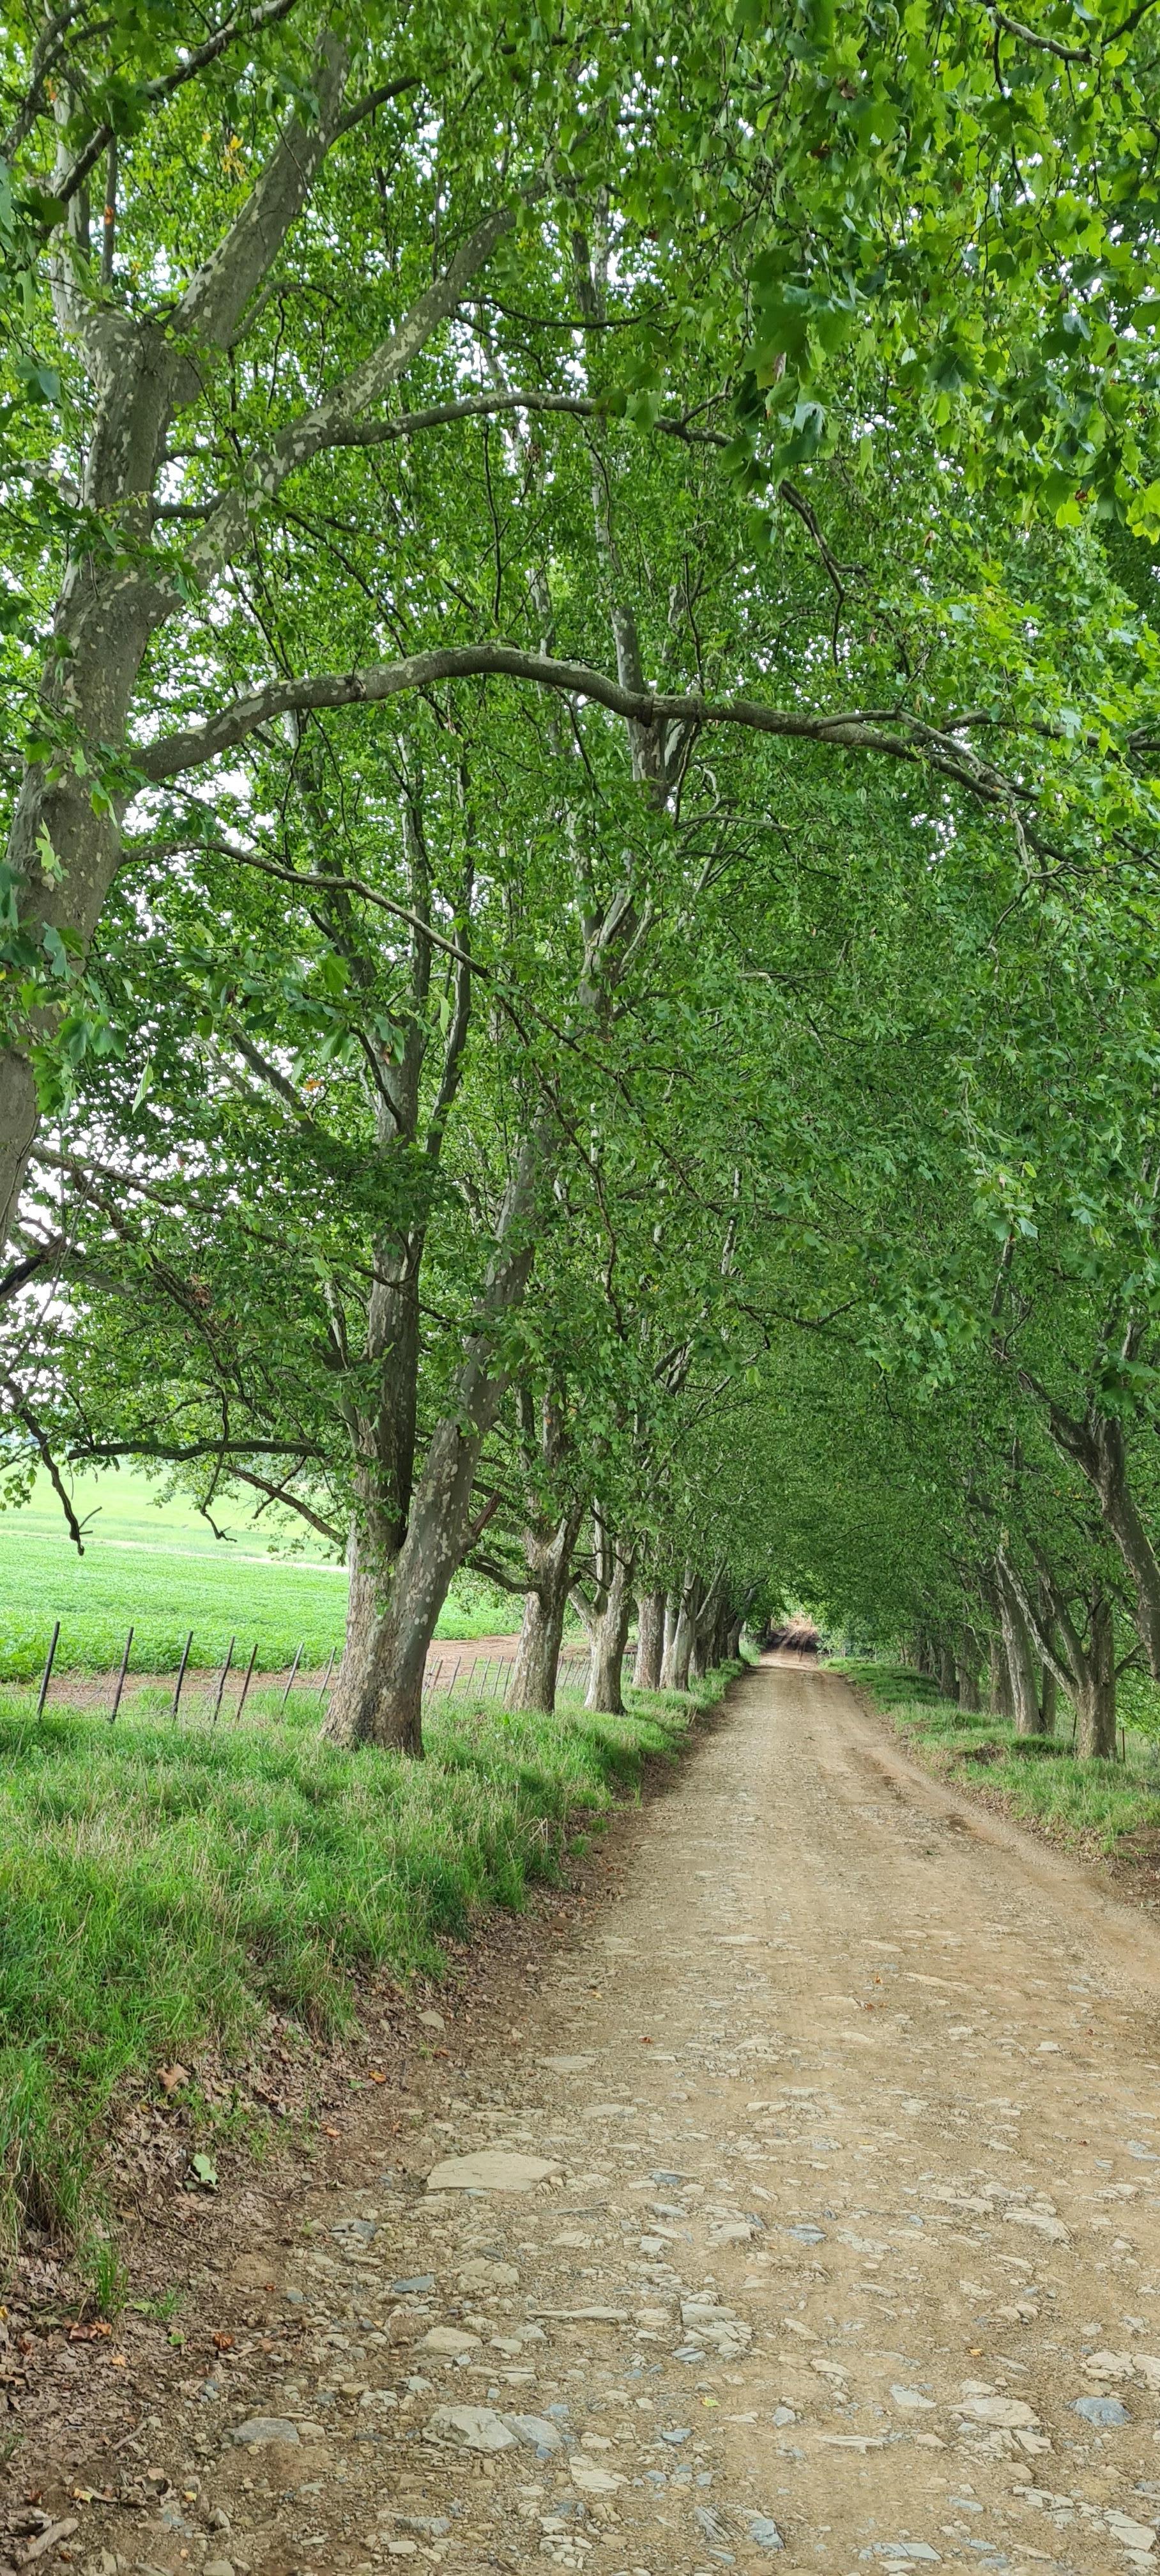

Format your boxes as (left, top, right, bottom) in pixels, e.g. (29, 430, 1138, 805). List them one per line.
(16, 1655, 1160, 2576)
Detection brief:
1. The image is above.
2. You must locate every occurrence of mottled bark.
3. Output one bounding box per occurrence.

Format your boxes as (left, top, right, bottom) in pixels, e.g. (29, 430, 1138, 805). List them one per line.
(634, 1588, 665, 1690)
(996, 1565, 1044, 1736)
(669, 1577, 694, 1692)
(509, 1506, 583, 1714)
(1047, 1396, 1160, 1680)
(988, 1634, 1009, 1717)
(326, 1119, 546, 1752)
(659, 1591, 681, 1689)
(999, 1550, 1117, 1763)
(1072, 1593, 1116, 1758)
(585, 1544, 635, 1715)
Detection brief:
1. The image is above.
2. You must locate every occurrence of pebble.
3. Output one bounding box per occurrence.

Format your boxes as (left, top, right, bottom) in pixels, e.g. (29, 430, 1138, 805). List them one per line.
(459, 2257, 519, 2289)
(570, 2455, 625, 2494)
(423, 2404, 517, 2451)
(416, 2326, 480, 2354)
(503, 2412, 563, 2450)
(424, 2150, 561, 2192)
(231, 2416, 300, 2446)
(957, 2395, 1039, 2428)
(1075, 2393, 1131, 2425)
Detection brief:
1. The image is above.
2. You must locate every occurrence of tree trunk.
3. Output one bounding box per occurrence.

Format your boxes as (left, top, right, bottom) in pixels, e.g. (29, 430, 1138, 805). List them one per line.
(988, 1634, 1008, 1716)
(0, 47, 358, 1258)
(326, 1117, 546, 1752)
(660, 1590, 682, 1689)
(958, 1659, 981, 1712)
(1094, 1432, 1160, 1680)
(1074, 1593, 1117, 1759)
(1048, 1400, 1160, 1679)
(586, 1545, 635, 1714)
(997, 1570, 1044, 1735)
(510, 1581, 569, 1714)
(634, 1588, 665, 1690)
(999, 1548, 1118, 1767)
(726, 1618, 743, 1660)
(938, 1644, 956, 1701)
(689, 1568, 725, 1680)
(670, 1581, 694, 1692)
(508, 1510, 581, 1714)
(1039, 1664, 1057, 1737)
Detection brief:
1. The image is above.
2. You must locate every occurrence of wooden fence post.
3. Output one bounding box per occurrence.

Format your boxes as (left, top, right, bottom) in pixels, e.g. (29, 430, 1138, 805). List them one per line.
(234, 1641, 259, 1724)
(110, 1626, 134, 1723)
(171, 1630, 194, 1720)
(210, 1636, 235, 1724)
(280, 1641, 305, 1710)
(35, 1621, 60, 1719)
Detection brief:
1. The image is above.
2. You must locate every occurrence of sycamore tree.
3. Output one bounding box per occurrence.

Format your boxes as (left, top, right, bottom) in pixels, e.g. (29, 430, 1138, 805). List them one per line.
(6, 2, 1160, 1754)
(3, 0, 1160, 1247)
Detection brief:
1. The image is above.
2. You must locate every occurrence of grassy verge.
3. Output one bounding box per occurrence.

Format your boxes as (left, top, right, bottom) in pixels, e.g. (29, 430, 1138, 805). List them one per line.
(834, 1657, 1160, 1851)
(0, 1664, 736, 2272)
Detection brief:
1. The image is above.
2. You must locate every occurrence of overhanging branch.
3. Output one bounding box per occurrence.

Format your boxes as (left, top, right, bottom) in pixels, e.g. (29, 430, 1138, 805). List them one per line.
(138, 643, 1032, 818)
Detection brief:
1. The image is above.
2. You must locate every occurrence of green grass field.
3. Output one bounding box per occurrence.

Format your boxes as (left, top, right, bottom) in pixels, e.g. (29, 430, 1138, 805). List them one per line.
(0, 1469, 517, 1677)
(836, 1657, 1160, 1849)
(0, 1664, 735, 2273)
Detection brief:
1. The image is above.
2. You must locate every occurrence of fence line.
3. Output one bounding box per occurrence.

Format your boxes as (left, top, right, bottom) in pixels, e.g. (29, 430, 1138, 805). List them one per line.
(422, 1644, 591, 1710)
(20, 1631, 597, 1725)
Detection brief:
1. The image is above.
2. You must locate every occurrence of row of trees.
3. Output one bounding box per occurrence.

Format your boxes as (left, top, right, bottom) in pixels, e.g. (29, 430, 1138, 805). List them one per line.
(3, 0, 1160, 1754)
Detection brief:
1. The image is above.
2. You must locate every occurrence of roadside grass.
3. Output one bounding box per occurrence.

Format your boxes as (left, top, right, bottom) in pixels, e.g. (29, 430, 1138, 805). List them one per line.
(0, 1471, 518, 1676)
(834, 1658, 1160, 1850)
(0, 1664, 736, 2273)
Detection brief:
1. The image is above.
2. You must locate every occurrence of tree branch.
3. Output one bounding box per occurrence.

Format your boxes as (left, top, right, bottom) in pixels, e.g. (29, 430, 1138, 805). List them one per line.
(3, 1374, 86, 1551)
(137, 643, 1033, 818)
(185, 204, 518, 574)
(172, 26, 351, 358)
(48, 0, 309, 206)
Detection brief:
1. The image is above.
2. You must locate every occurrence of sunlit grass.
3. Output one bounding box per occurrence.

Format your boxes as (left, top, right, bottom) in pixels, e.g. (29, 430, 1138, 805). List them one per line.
(0, 1666, 733, 2264)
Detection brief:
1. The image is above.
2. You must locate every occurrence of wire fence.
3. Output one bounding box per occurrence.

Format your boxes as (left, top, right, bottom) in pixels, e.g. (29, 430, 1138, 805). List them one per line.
(27, 1625, 595, 1727)
(420, 1644, 591, 1710)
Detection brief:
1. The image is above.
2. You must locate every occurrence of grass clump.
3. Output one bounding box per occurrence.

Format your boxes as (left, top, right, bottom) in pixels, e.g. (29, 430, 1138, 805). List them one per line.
(0, 1662, 735, 2262)
(834, 1657, 1160, 1852)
